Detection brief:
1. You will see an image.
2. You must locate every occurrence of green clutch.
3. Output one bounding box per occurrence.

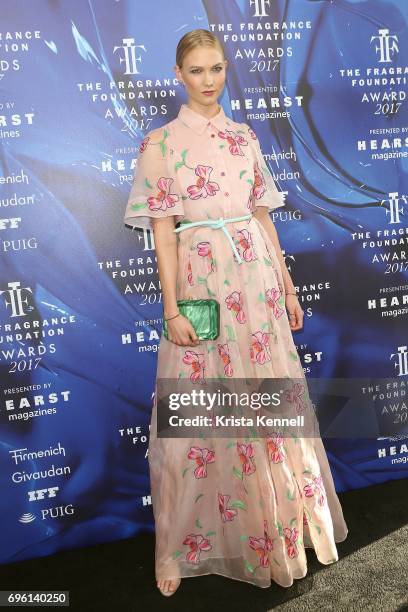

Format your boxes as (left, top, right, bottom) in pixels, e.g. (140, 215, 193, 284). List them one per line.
(163, 298, 220, 341)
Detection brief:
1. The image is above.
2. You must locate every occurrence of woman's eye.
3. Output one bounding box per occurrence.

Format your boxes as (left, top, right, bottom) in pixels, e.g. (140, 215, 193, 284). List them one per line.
(190, 67, 223, 74)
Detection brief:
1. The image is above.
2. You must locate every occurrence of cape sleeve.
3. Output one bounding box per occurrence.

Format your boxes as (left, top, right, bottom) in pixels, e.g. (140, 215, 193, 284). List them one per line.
(241, 122, 286, 212)
(124, 126, 185, 232)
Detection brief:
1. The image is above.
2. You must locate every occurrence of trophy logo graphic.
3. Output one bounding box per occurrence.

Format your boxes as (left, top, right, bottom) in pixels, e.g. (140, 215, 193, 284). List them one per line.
(114, 38, 146, 75)
(370, 29, 399, 63)
(0, 281, 32, 317)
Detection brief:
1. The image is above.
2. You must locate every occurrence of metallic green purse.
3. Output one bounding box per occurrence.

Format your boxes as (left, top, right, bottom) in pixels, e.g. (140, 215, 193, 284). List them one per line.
(163, 298, 220, 341)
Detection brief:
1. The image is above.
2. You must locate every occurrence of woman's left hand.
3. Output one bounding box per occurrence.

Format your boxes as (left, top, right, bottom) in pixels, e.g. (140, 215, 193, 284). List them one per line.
(285, 294, 304, 330)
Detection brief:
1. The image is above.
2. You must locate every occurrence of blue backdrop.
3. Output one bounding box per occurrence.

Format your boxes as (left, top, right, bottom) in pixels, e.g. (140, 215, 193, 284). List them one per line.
(0, 0, 407, 564)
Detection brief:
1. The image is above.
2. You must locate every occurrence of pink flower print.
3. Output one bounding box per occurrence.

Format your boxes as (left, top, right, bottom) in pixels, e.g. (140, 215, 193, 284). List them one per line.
(187, 257, 193, 286)
(283, 382, 306, 414)
(248, 127, 257, 140)
(303, 474, 326, 507)
(283, 526, 299, 559)
(187, 165, 220, 199)
(182, 350, 206, 383)
(183, 534, 212, 564)
(225, 291, 246, 324)
(236, 229, 257, 262)
(218, 493, 238, 523)
(147, 177, 180, 212)
(252, 161, 267, 199)
(248, 520, 273, 567)
(250, 331, 272, 365)
(217, 343, 233, 377)
(265, 287, 284, 319)
(139, 136, 150, 153)
(197, 241, 215, 273)
(187, 446, 215, 479)
(217, 129, 248, 156)
(237, 442, 256, 476)
(266, 432, 286, 463)
(197, 241, 211, 257)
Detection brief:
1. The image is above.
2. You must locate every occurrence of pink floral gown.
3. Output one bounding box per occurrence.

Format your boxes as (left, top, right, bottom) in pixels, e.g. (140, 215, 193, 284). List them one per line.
(124, 103, 348, 588)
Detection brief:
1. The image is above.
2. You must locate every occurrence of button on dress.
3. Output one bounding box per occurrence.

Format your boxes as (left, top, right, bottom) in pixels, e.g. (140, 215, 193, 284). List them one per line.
(124, 104, 348, 588)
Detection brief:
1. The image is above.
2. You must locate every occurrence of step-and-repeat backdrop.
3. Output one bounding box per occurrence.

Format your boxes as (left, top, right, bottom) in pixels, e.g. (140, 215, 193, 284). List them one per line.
(1, 0, 407, 564)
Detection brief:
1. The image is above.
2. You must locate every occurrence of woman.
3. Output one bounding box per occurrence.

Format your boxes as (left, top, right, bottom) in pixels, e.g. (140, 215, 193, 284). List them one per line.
(124, 29, 348, 597)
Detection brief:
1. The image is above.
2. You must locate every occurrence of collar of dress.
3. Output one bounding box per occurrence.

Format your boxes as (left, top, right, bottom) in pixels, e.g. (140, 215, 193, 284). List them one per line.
(177, 103, 231, 135)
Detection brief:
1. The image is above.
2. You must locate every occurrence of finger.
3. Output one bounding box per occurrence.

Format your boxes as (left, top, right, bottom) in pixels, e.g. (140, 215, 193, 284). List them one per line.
(181, 334, 190, 346)
(187, 326, 199, 345)
(190, 333, 199, 345)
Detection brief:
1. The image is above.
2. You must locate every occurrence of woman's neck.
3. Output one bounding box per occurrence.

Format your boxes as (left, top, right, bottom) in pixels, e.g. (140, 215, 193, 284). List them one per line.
(185, 100, 220, 120)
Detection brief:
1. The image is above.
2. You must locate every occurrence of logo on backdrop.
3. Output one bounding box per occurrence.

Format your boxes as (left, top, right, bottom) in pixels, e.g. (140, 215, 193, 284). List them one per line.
(0, 281, 32, 317)
(350, 191, 408, 286)
(368, 350, 408, 439)
(370, 29, 399, 63)
(384, 192, 406, 225)
(390, 345, 408, 377)
(113, 38, 146, 75)
(9, 442, 71, 484)
(27, 487, 60, 501)
(18, 505, 75, 524)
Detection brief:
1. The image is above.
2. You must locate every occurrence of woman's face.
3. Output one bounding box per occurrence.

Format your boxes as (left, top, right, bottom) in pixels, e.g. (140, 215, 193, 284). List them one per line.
(175, 46, 227, 108)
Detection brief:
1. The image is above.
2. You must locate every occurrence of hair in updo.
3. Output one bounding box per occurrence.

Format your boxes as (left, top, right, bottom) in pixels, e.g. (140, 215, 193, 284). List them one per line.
(176, 29, 225, 68)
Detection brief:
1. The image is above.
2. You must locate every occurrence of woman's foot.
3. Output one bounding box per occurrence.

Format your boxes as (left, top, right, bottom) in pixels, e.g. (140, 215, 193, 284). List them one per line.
(156, 577, 181, 596)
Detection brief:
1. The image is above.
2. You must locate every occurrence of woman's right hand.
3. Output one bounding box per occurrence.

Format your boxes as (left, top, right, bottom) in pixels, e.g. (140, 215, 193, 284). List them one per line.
(165, 313, 200, 347)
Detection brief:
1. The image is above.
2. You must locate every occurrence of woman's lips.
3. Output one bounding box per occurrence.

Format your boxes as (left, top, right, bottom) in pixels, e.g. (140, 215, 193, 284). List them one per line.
(202, 90, 215, 95)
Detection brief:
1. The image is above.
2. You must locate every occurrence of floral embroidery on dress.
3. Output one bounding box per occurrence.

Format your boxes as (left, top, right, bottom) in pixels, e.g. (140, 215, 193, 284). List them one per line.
(187, 446, 215, 478)
(283, 526, 299, 558)
(225, 291, 246, 324)
(252, 161, 267, 200)
(265, 287, 285, 318)
(250, 331, 272, 365)
(248, 520, 273, 567)
(266, 431, 286, 463)
(183, 534, 212, 564)
(303, 473, 326, 506)
(217, 343, 233, 377)
(237, 442, 256, 475)
(187, 164, 220, 199)
(283, 382, 306, 414)
(139, 136, 150, 153)
(217, 129, 248, 156)
(182, 350, 206, 383)
(218, 493, 238, 522)
(197, 241, 215, 273)
(147, 177, 180, 212)
(235, 228, 257, 262)
(247, 127, 257, 140)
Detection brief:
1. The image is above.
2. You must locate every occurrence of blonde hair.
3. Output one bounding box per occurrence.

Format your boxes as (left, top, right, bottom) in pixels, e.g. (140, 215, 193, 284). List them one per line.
(176, 29, 225, 68)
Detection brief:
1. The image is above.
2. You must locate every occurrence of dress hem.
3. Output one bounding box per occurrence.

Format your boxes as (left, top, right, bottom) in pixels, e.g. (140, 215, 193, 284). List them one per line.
(156, 530, 349, 589)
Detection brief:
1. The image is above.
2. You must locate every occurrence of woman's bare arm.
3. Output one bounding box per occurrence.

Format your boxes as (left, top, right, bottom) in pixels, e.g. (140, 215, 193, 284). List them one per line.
(152, 217, 199, 345)
(152, 216, 179, 319)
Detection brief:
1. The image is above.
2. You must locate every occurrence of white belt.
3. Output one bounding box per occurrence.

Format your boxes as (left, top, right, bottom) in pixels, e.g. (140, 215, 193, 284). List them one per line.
(174, 214, 252, 265)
